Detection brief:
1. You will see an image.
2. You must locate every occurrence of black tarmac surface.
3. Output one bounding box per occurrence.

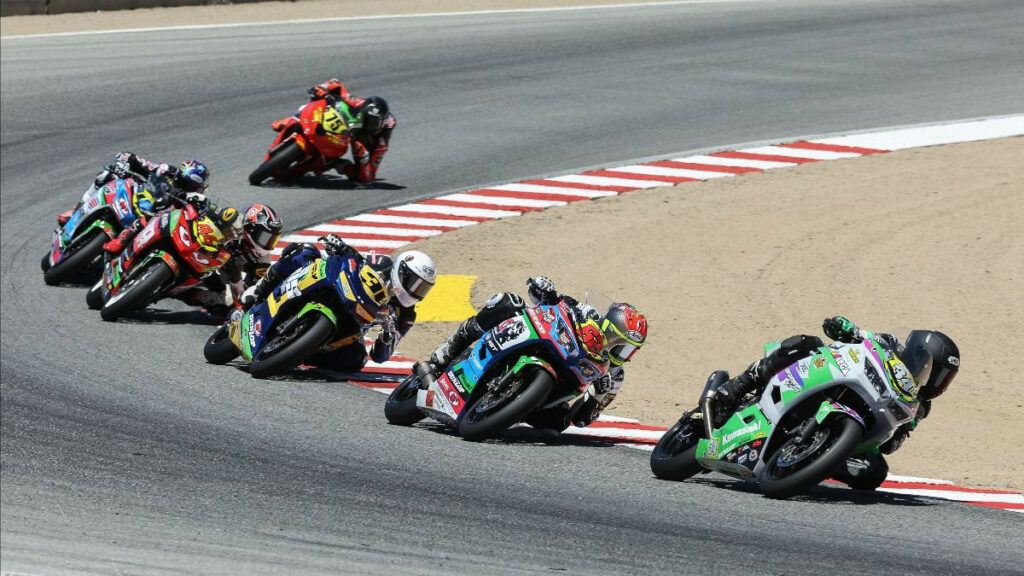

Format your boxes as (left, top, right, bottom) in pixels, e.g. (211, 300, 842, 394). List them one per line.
(2, 1, 1023, 574)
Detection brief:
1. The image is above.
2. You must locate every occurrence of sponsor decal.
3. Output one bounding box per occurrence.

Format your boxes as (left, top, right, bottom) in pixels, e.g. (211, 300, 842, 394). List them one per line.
(748, 449, 759, 461)
(831, 349, 851, 375)
(752, 439, 763, 447)
(726, 451, 738, 462)
(849, 348, 861, 364)
(177, 225, 191, 247)
(192, 251, 211, 266)
(437, 375, 462, 408)
(705, 437, 719, 458)
(948, 355, 960, 367)
(865, 365, 888, 396)
(425, 390, 435, 408)
(798, 361, 810, 375)
(780, 374, 802, 393)
(737, 453, 747, 464)
(722, 422, 760, 444)
(813, 356, 827, 369)
(253, 318, 262, 338)
(542, 309, 556, 323)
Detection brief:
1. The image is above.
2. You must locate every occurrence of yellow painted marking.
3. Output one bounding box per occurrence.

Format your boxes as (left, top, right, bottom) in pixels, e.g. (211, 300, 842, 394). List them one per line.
(415, 274, 477, 322)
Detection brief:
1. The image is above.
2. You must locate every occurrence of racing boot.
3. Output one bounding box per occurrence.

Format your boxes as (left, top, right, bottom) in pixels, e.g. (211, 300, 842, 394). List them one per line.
(413, 317, 485, 387)
(712, 371, 758, 427)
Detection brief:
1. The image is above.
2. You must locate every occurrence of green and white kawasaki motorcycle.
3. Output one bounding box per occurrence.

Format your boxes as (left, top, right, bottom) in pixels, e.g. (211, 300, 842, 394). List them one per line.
(650, 339, 921, 499)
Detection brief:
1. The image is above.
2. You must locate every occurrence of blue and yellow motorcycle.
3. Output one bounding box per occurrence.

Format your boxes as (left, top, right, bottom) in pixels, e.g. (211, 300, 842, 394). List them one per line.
(203, 254, 389, 378)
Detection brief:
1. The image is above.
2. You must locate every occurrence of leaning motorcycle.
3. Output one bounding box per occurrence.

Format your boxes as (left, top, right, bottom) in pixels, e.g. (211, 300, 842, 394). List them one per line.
(384, 301, 610, 441)
(650, 339, 921, 498)
(248, 98, 353, 185)
(43, 176, 156, 285)
(86, 206, 229, 321)
(203, 254, 390, 378)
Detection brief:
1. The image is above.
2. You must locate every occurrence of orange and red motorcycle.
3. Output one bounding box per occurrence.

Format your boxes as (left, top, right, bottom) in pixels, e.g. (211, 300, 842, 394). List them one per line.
(248, 98, 355, 185)
(86, 204, 232, 321)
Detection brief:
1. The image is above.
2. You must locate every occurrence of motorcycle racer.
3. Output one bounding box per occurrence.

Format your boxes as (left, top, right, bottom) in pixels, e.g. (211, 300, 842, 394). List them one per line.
(710, 316, 960, 481)
(413, 276, 649, 432)
(58, 152, 210, 226)
(240, 234, 436, 372)
(295, 79, 395, 183)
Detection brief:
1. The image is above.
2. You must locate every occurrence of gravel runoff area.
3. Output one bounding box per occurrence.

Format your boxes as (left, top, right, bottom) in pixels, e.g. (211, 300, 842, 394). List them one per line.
(396, 137, 1024, 493)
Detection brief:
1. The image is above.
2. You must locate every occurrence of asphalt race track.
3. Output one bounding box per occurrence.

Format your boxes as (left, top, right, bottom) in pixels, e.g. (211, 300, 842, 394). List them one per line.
(2, 1, 1023, 574)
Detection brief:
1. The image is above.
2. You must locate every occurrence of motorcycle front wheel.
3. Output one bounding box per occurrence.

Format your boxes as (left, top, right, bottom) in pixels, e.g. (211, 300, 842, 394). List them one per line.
(650, 413, 705, 481)
(99, 260, 173, 321)
(204, 324, 240, 365)
(248, 311, 333, 378)
(458, 366, 553, 441)
(759, 415, 863, 499)
(248, 141, 304, 185)
(384, 374, 426, 426)
(43, 232, 106, 286)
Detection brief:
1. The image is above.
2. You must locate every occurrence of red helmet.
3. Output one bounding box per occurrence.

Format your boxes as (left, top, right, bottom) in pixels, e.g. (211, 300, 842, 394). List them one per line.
(241, 204, 282, 251)
(601, 303, 648, 366)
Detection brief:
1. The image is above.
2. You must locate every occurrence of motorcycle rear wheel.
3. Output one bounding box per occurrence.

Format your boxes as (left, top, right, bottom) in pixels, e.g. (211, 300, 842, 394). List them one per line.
(248, 312, 333, 378)
(204, 324, 240, 365)
(759, 415, 862, 499)
(458, 366, 554, 441)
(650, 413, 705, 481)
(100, 260, 173, 321)
(248, 141, 304, 185)
(43, 232, 105, 286)
(384, 374, 426, 425)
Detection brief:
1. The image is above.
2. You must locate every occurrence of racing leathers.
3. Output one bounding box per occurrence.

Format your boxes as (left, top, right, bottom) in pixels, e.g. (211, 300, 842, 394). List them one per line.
(58, 152, 189, 227)
(711, 316, 932, 479)
(241, 234, 414, 372)
(302, 79, 395, 183)
(417, 277, 624, 432)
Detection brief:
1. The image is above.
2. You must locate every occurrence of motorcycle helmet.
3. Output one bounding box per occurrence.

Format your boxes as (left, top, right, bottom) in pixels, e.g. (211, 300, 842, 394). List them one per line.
(601, 303, 648, 366)
(175, 160, 210, 194)
(358, 96, 389, 134)
(390, 250, 435, 308)
(898, 330, 960, 400)
(241, 204, 283, 251)
(193, 205, 238, 253)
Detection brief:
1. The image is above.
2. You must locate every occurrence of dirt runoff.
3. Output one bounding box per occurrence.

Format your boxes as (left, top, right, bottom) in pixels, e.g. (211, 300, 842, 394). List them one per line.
(396, 137, 1024, 492)
(1, 0, 654, 36)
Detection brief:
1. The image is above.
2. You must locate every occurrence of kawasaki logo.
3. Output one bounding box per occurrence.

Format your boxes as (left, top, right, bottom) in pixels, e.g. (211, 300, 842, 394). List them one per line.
(722, 422, 760, 444)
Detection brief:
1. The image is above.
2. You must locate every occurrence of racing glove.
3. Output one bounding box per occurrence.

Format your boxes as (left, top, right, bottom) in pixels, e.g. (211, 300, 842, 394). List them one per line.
(823, 316, 861, 343)
(527, 276, 557, 305)
(319, 234, 357, 258)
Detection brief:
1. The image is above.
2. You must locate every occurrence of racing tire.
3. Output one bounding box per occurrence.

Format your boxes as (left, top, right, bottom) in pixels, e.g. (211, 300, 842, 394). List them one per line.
(85, 280, 104, 310)
(43, 232, 106, 286)
(41, 252, 51, 272)
(384, 374, 426, 426)
(458, 367, 554, 441)
(759, 415, 863, 499)
(650, 414, 705, 481)
(204, 324, 240, 365)
(248, 312, 333, 378)
(100, 260, 174, 321)
(248, 141, 304, 185)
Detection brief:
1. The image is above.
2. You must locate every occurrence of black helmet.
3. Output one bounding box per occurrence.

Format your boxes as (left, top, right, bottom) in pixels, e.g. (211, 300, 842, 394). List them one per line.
(359, 96, 389, 134)
(899, 330, 960, 400)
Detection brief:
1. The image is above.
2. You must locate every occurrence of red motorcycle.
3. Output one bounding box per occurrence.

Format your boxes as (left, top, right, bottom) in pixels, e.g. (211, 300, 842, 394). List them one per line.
(86, 204, 232, 321)
(249, 98, 354, 185)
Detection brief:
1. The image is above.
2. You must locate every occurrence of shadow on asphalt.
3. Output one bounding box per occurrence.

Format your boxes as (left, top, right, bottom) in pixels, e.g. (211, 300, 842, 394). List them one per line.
(680, 476, 939, 508)
(256, 175, 407, 191)
(101, 307, 227, 327)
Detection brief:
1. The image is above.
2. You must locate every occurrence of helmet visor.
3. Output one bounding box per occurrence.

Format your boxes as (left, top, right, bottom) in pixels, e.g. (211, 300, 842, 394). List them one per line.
(609, 342, 639, 365)
(398, 261, 434, 301)
(251, 228, 281, 250)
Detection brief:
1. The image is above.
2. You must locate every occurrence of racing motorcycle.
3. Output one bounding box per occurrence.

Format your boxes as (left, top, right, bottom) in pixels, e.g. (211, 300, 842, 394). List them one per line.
(86, 205, 230, 321)
(384, 301, 610, 441)
(649, 340, 922, 498)
(203, 253, 390, 378)
(42, 176, 156, 285)
(248, 97, 354, 185)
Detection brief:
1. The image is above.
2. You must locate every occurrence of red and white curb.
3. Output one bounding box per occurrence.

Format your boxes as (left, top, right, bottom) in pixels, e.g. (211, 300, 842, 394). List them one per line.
(272, 114, 1024, 259)
(299, 114, 1024, 510)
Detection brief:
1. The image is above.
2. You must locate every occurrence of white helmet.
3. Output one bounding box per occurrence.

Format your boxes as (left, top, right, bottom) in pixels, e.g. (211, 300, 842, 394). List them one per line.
(390, 250, 436, 308)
